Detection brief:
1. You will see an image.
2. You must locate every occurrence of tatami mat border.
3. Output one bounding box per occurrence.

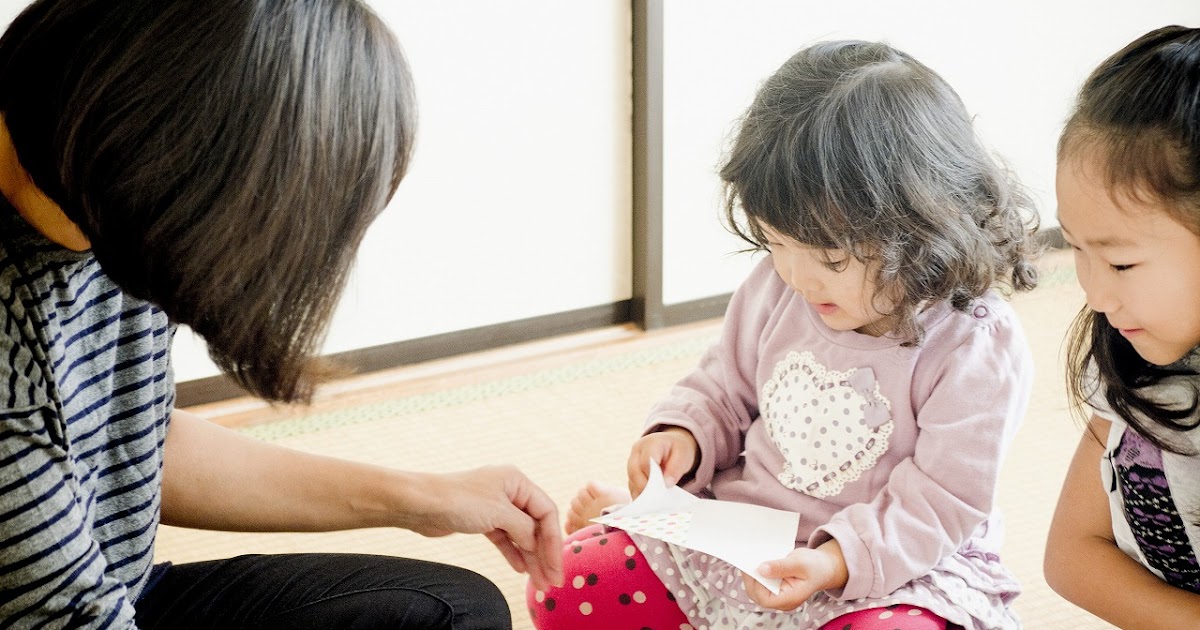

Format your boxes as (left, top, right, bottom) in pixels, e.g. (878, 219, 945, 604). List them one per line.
(238, 333, 720, 442)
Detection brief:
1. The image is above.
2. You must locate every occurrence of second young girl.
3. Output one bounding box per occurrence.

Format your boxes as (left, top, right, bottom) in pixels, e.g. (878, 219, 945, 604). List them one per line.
(1045, 25, 1200, 629)
(528, 40, 1040, 630)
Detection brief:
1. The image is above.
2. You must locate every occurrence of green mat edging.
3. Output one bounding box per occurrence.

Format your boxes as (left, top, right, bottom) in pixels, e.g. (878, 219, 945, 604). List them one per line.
(239, 334, 719, 441)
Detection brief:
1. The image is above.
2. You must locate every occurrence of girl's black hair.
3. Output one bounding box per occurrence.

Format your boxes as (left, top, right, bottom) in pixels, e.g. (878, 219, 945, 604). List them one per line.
(0, 0, 416, 403)
(1060, 26, 1200, 452)
(720, 40, 1040, 346)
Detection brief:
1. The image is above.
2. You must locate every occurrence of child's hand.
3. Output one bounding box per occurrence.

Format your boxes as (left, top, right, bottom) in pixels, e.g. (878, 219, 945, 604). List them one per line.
(626, 427, 698, 498)
(742, 539, 849, 611)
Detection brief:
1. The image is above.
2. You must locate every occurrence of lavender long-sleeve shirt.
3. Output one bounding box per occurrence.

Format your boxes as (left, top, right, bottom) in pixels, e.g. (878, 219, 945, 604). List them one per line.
(645, 257, 1033, 601)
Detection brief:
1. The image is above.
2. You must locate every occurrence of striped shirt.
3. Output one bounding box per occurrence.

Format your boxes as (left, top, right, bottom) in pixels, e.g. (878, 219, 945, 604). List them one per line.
(0, 204, 173, 629)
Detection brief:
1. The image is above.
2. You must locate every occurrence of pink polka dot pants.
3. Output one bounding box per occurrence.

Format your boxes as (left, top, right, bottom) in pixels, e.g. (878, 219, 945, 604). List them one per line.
(526, 524, 690, 629)
(821, 604, 953, 629)
(527, 526, 955, 630)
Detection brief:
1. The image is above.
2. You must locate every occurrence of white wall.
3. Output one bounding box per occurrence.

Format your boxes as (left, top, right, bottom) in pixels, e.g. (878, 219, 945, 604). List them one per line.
(660, 0, 1200, 305)
(172, 1, 635, 379)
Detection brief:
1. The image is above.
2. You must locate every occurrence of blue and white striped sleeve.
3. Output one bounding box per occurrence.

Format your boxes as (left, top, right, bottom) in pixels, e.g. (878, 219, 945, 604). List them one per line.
(1, 322, 138, 629)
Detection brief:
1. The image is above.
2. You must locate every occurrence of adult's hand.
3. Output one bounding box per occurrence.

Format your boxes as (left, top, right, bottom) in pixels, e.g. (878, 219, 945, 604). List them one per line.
(408, 466, 564, 590)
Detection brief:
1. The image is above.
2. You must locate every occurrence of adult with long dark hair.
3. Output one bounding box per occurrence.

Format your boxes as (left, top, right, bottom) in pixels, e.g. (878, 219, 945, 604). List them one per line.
(0, 1, 561, 628)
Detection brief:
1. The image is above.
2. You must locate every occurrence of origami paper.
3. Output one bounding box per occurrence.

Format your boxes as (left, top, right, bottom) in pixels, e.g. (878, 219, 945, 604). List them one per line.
(593, 460, 800, 594)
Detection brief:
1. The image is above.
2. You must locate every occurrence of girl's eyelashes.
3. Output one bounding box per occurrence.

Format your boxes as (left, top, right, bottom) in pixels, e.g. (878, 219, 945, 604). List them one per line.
(1062, 239, 1134, 271)
(822, 257, 850, 272)
(759, 234, 850, 270)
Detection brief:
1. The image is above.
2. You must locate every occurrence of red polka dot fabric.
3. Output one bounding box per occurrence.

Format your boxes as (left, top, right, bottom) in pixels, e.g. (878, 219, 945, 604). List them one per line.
(824, 604, 953, 629)
(527, 525, 954, 629)
(527, 525, 690, 629)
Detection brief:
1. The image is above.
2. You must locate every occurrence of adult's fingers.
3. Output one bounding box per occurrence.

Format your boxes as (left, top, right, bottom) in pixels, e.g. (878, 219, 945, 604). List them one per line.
(496, 467, 563, 589)
(487, 509, 562, 592)
(486, 529, 528, 574)
(525, 486, 564, 589)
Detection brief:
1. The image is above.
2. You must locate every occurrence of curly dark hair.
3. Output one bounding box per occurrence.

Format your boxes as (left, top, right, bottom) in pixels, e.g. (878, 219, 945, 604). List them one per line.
(721, 40, 1040, 345)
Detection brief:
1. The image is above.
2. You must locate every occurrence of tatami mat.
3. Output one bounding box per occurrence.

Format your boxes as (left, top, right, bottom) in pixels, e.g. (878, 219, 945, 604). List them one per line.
(166, 250, 1115, 629)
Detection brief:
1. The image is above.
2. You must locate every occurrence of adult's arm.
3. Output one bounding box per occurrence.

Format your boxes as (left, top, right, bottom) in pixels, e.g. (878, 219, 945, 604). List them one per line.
(161, 409, 563, 589)
(1, 313, 140, 628)
(0, 405, 140, 629)
(1044, 417, 1200, 628)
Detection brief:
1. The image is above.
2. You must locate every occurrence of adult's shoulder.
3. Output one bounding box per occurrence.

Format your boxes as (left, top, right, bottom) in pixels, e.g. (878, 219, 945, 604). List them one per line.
(0, 297, 51, 411)
(0, 228, 68, 412)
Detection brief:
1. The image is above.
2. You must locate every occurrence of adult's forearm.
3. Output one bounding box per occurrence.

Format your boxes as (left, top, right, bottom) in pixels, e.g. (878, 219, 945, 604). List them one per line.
(160, 409, 565, 590)
(160, 409, 427, 532)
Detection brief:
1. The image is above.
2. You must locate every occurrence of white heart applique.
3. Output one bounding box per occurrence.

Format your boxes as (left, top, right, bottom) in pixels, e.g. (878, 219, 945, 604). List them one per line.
(761, 350, 893, 498)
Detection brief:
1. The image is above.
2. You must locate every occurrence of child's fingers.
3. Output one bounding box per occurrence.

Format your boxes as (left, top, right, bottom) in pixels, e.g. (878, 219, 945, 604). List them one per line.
(626, 450, 651, 497)
(741, 571, 811, 611)
(757, 558, 788, 578)
(741, 572, 773, 606)
(627, 431, 693, 497)
(659, 450, 693, 486)
(627, 437, 667, 496)
(759, 546, 820, 577)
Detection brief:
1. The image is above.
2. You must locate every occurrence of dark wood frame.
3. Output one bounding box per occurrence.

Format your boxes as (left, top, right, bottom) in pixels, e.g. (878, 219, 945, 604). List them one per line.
(178, 0, 729, 407)
(630, 0, 733, 330)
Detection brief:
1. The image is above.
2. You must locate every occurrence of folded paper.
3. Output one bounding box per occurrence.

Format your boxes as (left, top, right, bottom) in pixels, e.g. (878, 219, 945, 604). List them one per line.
(593, 460, 800, 594)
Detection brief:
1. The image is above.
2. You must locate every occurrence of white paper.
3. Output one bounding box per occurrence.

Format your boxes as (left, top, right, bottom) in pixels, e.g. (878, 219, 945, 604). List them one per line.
(593, 460, 800, 594)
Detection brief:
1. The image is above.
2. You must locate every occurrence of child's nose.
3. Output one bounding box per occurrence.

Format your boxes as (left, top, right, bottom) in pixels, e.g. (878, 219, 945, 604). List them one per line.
(1085, 289, 1119, 314)
(1079, 268, 1119, 314)
(788, 264, 821, 294)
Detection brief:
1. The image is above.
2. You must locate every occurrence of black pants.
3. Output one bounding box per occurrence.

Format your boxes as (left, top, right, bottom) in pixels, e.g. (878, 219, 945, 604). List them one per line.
(134, 553, 512, 630)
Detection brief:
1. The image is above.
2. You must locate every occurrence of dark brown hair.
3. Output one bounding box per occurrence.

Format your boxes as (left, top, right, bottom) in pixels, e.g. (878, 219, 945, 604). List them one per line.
(721, 40, 1039, 345)
(0, 0, 416, 403)
(1061, 26, 1200, 452)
